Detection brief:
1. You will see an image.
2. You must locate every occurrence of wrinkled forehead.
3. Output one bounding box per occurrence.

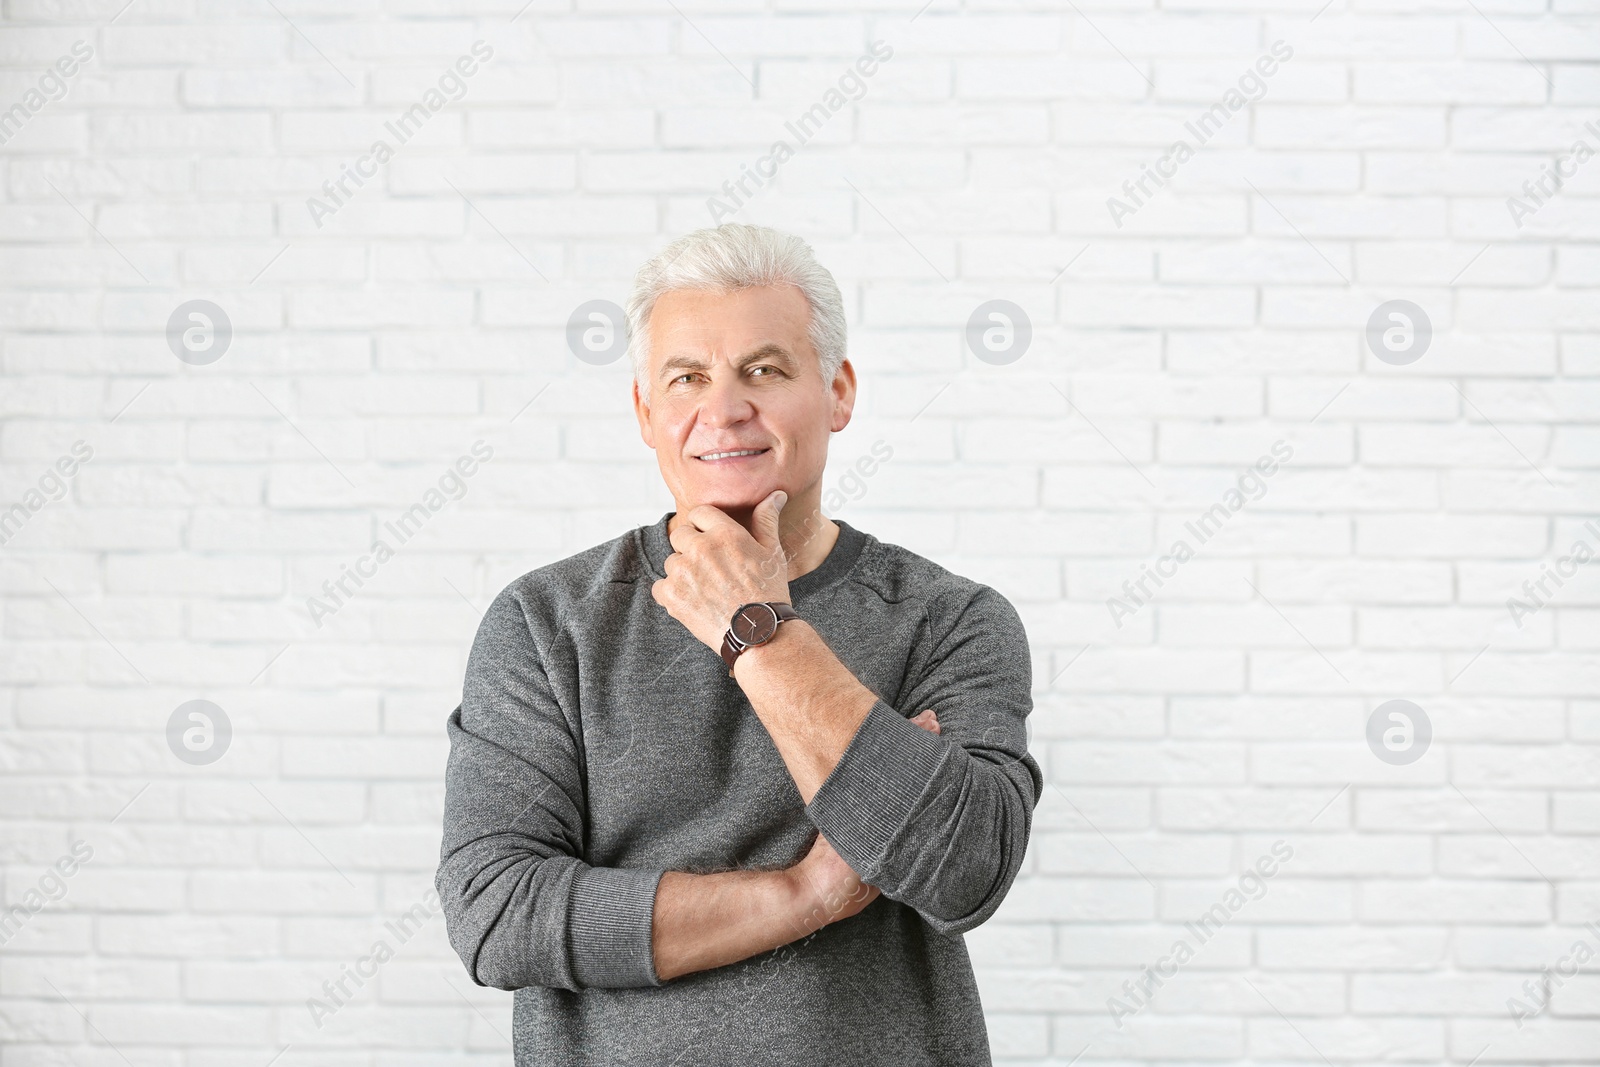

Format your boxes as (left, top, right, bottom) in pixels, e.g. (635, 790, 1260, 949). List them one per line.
(645, 285, 820, 375)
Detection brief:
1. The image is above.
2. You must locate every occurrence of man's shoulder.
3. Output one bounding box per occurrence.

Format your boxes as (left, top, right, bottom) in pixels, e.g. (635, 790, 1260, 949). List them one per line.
(850, 524, 1016, 621)
(854, 525, 1032, 674)
(484, 518, 653, 627)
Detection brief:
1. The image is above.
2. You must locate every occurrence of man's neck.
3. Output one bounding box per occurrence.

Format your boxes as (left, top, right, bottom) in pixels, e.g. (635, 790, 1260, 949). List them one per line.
(778, 506, 839, 583)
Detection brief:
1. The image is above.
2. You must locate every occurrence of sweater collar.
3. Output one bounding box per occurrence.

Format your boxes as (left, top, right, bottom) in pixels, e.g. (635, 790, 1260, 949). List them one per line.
(640, 510, 866, 600)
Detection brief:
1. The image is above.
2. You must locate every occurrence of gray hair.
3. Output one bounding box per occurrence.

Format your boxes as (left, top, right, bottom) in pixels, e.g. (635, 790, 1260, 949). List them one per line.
(625, 223, 847, 405)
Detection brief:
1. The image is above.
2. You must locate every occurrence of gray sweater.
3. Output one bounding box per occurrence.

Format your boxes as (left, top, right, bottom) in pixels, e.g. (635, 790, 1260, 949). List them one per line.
(436, 512, 1041, 1066)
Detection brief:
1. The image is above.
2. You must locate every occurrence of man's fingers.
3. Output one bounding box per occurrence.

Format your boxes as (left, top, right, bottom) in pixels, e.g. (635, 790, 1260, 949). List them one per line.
(683, 503, 741, 536)
(753, 489, 786, 552)
(909, 709, 940, 734)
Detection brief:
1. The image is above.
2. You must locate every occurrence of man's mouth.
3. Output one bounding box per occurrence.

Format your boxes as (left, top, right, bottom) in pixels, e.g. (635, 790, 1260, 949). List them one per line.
(695, 448, 770, 462)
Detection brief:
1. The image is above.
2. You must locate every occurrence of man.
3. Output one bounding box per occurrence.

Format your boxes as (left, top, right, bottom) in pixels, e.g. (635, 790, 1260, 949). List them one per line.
(436, 223, 1041, 1066)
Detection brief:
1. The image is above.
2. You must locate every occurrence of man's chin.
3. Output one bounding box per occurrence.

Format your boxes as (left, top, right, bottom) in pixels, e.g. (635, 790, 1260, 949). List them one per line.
(695, 497, 762, 515)
(675, 490, 768, 524)
(682, 481, 773, 510)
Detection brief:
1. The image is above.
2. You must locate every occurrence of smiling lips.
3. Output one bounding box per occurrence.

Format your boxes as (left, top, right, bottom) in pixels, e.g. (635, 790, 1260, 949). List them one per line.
(696, 448, 770, 462)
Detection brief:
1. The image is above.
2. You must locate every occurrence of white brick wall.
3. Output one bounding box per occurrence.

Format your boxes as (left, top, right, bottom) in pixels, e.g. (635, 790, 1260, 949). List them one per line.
(1, 0, 1597, 1063)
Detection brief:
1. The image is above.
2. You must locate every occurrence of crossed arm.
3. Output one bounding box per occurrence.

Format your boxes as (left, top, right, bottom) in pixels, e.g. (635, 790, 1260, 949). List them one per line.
(436, 556, 1039, 992)
(644, 506, 1035, 981)
(651, 612, 943, 979)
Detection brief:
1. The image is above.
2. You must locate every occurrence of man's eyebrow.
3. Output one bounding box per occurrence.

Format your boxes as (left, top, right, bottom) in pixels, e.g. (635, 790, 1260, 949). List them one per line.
(656, 343, 798, 379)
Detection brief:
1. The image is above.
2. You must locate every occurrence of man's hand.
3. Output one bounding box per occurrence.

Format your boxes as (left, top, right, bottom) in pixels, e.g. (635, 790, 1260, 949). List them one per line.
(784, 831, 876, 937)
(652, 491, 791, 652)
(782, 709, 940, 937)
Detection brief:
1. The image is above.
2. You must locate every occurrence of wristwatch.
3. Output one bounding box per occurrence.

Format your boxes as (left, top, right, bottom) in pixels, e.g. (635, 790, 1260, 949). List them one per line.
(720, 601, 799, 675)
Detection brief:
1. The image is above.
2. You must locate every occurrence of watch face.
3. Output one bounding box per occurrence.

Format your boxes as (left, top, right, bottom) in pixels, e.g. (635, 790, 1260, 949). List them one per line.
(731, 603, 779, 646)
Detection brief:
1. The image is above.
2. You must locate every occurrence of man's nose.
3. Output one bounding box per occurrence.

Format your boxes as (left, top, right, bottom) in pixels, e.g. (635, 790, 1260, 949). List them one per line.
(696, 374, 756, 426)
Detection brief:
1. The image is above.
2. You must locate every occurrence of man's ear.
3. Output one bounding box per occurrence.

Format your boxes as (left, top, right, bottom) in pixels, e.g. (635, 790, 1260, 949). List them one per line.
(631, 377, 656, 449)
(829, 358, 857, 433)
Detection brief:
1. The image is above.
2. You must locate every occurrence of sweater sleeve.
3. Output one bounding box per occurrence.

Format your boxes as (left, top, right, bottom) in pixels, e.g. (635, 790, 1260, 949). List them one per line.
(436, 587, 666, 991)
(803, 582, 1042, 936)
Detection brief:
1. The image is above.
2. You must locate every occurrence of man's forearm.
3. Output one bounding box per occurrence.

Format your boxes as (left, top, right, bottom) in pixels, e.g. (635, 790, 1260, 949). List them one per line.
(731, 618, 879, 803)
(651, 866, 849, 982)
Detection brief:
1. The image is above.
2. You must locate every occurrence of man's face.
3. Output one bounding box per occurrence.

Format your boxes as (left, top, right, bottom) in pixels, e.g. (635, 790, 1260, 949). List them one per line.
(632, 284, 855, 516)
